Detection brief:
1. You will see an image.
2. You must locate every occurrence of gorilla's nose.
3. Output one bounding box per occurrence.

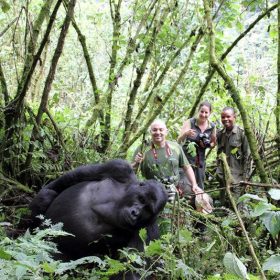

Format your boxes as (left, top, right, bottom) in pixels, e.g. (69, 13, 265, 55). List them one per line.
(131, 208, 140, 219)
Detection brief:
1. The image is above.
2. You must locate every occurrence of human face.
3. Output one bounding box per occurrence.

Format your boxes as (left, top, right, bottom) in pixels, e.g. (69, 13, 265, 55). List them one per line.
(198, 105, 211, 122)
(221, 109, 236, 131)
(150, 121, 168, 146)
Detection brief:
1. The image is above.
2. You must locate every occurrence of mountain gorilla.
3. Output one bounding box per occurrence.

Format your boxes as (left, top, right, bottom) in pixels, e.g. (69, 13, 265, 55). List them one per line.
(30, 159, 138, 220)
(29, 159, 168, 261)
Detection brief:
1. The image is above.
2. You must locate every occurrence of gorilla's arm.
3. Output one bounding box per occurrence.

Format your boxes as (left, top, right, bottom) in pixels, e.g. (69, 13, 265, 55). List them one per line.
(29, 159, 137, 221)
(46, 159, 137, 192)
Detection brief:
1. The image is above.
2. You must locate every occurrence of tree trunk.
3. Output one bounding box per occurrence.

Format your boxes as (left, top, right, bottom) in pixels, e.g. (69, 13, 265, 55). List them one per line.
(0, 60, 9, 106)
(118, 28, 203, 155)
(277, 0, 280, 181)
(220, 153, 267, 280)
(203, 0, 269, 184)
(189, 3, 278, 118)
(23, 0, 76, 176)
(1, 0, 62, 176)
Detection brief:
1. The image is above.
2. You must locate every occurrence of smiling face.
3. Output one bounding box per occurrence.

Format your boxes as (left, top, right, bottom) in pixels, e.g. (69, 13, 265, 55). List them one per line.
(198, 105, 211, 122)
(150, 120, 168, 146)
(221, 109, 236, 131)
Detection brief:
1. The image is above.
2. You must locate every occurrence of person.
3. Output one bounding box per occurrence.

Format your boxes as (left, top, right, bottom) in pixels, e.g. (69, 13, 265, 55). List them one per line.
(177, 101, 216, 190)
(132, 119, 212, 235)
(216, 107, 250, 205)
(132, 119, 203, 197)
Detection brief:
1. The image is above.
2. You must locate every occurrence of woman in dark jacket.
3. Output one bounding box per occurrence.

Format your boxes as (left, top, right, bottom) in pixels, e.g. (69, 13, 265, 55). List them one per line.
(178, 101, 216, 190)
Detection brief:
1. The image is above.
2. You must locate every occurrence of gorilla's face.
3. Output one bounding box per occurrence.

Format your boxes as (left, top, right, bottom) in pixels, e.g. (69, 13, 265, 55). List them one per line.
(118, 180, 167, 229)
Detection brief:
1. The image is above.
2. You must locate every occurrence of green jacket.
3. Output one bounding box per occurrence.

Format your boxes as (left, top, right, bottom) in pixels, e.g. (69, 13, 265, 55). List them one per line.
(216, 125, 250, 183)
(133, 140, 189, 184)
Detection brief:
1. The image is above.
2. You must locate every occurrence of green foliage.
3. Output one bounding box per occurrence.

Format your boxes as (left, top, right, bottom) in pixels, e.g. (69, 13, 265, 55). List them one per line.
(239, 192, 280, 238)
(263, 255, 280, 273)
(0, 0, 10, 13)
(0, 222, 65, 279)
(223, 252, 248, 279)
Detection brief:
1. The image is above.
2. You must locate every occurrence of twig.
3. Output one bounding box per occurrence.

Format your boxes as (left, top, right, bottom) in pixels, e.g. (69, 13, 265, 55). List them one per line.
(220, 152, 267, 280)
(239, 181, 280, 189)
(0, 17, 18, 38)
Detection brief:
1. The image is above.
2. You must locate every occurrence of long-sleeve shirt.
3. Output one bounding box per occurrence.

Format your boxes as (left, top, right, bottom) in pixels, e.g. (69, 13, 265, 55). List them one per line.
(216, 125, 250, 183)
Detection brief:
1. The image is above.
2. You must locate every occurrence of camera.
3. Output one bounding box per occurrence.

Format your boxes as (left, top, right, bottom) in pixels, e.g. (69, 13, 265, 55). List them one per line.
(197, 133, 211, 148)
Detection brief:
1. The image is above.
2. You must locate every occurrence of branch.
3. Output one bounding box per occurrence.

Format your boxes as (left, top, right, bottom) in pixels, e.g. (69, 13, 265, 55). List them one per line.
(71, 19, 99, 104)
(24, 0, 76, 171)
(113, 0, 158, 92)
(277, 0, 280, 165)
(120, 28, 203, 153)
(189, 3, 279, 117)
(100, 0, 122, 151)
(203, 0, 269, 184)
(239, 181, 280, 189)
(0, 17, 18, 38)
(122, 7, 165, 143)
(0, 60, 9, 105)
(132, 28, 199, 129)
(12, 0, 62, 116)
(220, 153, 267, 280)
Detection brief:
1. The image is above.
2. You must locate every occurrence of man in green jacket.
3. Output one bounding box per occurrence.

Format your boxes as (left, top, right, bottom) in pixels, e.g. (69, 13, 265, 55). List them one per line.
(132, 119, 203, 197)
(216, 107, 250, 204)
(132, 119, 212, 234)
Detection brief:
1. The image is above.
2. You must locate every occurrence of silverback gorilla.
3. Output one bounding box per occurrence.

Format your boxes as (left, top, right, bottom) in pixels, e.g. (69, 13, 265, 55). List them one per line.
(29, 159, 168, 261)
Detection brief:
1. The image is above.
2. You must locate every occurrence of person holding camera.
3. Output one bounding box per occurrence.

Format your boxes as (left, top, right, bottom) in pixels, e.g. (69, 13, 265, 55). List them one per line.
(178, 101, 216, 190)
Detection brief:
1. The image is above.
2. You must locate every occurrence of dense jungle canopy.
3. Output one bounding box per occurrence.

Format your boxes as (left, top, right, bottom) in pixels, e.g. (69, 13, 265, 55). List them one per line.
(0, 0, 280, 279)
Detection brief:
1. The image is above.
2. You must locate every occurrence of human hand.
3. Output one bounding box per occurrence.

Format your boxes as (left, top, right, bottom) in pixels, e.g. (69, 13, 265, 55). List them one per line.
(191, 184, 203, 195)
(185, 129, 197, 139)
(134, 152, 144, 164)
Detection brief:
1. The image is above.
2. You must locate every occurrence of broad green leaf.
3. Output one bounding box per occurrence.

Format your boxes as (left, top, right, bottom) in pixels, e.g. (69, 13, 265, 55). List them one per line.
(231, 147, 238, 155)
(263, 255, 280, 272)
(268, 189, 280, 201)
(178, 229, 192, 244)
(260, 212, 280, 238)
(56, 256, 105, 274)
(238, 194, 267, 203)
(145, 239, 163, 256)
(223, 252, 249, 280)
(102, 258, 125, 276)
(176, 259, 196, 278)
(250, 202, 273, 217)
(186, 142, 197, 157)
(139, 228, 147, 243)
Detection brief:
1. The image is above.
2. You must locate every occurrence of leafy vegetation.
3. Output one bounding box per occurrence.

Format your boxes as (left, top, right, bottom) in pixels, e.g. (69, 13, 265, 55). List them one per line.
(0, 0, 280, 279)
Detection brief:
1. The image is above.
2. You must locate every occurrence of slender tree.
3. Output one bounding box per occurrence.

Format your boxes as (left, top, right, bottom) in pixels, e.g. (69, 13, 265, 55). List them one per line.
(203, 0, 269, 183)
(2, 0, 62, 176)
(277, 0, 280, 180)
(24, 0, 77, 174)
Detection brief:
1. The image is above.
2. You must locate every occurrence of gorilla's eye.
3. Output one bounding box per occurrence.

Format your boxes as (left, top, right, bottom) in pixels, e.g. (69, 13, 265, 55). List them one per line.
(138, 195, 146, 204)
